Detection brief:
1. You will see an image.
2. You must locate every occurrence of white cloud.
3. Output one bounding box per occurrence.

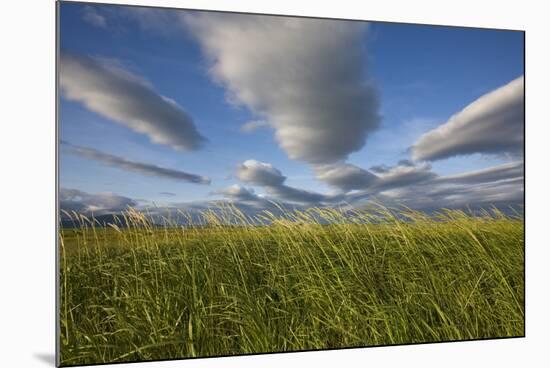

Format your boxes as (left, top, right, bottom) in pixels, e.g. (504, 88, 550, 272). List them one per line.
(235, 159, 341, 205)
(62, 142, 210, 184)
(59, 51, 207, 151)
(234, 158, 519, 209)
(265, 185, 331, 205)
(82, 6, 107, 28)
(314, 163, 378, 192)
(60, 188, 137, 215)
(117, 6, 183, 35)
(221, 159, 523, 212)
(240, 120, 269, 133)
(214, 184, 261, 202)
(436, 161, 523, 185)
(379, 177, 523, 212)
(236, 159, 286, 186)
(411, 76, 524, 161)
(377, 160, 524, 212)
(184, 13, 380, 164)
(314, 160, 435, 193)
(375, 161, 437, 190)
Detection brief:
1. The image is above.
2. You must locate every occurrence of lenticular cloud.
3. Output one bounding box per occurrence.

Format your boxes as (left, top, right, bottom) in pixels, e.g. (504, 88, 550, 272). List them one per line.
(184, 13, 380, 164)
(60, 51, 207, 151)
(411, 76, 524, 161)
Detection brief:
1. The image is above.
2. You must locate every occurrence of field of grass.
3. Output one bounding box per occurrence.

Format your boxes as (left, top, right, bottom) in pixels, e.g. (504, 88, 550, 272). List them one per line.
(59, 206, 524, 366)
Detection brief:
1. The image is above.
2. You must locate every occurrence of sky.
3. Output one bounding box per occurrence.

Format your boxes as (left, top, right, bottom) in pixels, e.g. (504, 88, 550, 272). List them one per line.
(58, 2, 524, 218)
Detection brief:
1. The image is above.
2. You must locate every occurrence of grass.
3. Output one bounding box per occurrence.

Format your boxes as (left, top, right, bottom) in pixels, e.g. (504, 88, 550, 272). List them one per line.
(59, 205, 524, 366)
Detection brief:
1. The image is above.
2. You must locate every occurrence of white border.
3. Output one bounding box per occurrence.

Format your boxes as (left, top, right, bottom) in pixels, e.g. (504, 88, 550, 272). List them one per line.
(1, 0, 548, 367)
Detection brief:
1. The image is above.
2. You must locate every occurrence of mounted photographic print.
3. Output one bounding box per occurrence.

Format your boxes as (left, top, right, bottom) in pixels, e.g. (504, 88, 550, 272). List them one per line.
(57, 1, 525, 366)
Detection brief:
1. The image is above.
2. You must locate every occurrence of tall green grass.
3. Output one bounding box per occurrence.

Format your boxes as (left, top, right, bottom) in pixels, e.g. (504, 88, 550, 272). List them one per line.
(59, 206, 524, 366)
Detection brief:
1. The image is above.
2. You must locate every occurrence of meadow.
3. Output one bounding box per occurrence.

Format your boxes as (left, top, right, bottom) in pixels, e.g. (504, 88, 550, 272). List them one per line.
(59, 206, 524, 366)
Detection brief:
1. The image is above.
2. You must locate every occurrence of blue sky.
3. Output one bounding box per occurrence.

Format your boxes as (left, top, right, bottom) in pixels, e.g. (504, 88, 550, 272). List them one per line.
(58, 2, 524, 216)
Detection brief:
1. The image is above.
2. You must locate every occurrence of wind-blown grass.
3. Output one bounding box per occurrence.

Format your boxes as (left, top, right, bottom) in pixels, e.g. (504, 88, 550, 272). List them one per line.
(59, 206, 524, 366)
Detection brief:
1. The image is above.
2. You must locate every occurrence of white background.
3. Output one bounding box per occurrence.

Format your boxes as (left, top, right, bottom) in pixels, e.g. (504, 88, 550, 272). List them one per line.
(0, 0, 548, 367)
